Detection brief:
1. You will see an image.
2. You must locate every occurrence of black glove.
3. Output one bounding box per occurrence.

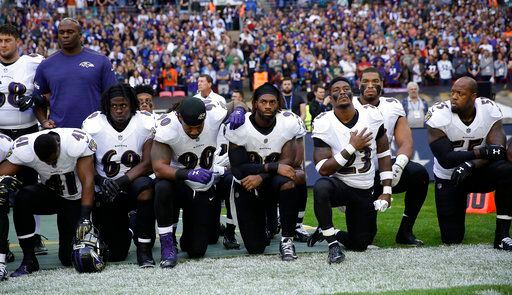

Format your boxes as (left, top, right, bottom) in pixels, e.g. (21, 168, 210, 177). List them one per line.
(17, 95, 35, 112)
(451, 161, 474, 186)
(476, 144, 506, 161)
(0, 176, 22, 207)
(95, 175, 121, 203)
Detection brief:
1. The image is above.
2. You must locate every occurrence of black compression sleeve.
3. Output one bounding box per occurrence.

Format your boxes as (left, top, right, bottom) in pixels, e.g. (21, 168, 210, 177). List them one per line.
(229, 144, 266, 179)
(430, 137, 477, 169)
(376, 124, 386, 140)
(313, 138, 330, 147)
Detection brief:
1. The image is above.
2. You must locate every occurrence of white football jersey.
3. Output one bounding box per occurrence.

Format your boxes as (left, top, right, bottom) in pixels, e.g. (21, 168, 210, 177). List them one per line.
(0, 133, 13, 162)
(213, 123, 230, 168)
(312, 106, 384, 189)
(194, 90, 228, 119)
(0, 54, 44, 128)
(353, 96, 405, 145)
(225, 111, 306, 171)
(82, 111, 156, 180)
(426, 98, 503, 180)
(7, 128, 96, 200)
(154, 104, 226, 191)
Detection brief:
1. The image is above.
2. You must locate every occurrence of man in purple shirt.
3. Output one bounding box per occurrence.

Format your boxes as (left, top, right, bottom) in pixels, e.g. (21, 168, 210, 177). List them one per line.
(34, 18, 117, 129)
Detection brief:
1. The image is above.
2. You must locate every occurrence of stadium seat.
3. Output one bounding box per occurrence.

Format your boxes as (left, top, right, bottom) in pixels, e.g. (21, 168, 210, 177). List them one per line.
(159, 91, 173, 98)
(172, 91, 185, 97)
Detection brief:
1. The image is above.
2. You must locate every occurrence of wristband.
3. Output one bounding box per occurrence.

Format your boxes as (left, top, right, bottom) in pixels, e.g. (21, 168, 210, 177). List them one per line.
(377, 150, 391, 158)
(345, 144, 356, 155)
(175, 168, 189, 180)
(395, 154, 409, 169)
(334, 152, 348, 166)
(379, 171, 393, 181)
(315, 159, 328, 172)
(383, 186, 392, 195)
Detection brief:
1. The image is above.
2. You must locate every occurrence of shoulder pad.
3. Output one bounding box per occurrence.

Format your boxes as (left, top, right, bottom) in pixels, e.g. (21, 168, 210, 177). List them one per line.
(312, 111, 331, 136)
(154, 113, 179, 144)
(136, 111, 157, 132)
(65, 129, 93, 157)
(380, 96, 406, 117)
(280, 111, 306, 139)
(10, 136, 35, 163)
(81, 111, 104, 135)
(224, 116, 248, 146)
(477, 97, 503, 121)
(425, 101, 451, 128)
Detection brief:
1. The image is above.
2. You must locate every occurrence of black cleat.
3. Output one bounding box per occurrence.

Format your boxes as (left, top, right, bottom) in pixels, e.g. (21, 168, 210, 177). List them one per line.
(0, 263, 7, 281)
(34, 234, 48, 256)
(137, 243, 155, 268)
(327, 242, 345, 264)
(279, 238, 298, 261)
(494, 237, 512, 251)
(10, 259, 39, 278)
(294, 225, 310, 243)
(223, 233, 240, 250)
(396, 232, 424, 247)
(307, 227, 324, 247)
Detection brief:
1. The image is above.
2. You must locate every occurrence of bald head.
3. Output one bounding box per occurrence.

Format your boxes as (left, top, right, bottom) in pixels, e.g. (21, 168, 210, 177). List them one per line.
(455, 76, 477, 95)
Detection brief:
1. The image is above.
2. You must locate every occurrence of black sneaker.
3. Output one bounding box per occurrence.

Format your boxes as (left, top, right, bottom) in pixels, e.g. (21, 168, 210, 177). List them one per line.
(10, 258, 40, 278)
(494, 237, 512, 251)
(34, 234, 48, 256)
(327, 242, 345, 264)
(294, 225, 310, 243)
(307, 227, 324, 247)
(396, 231, 424, 247)
(137, 243, 155, 268)
(223, 233, 240, 250)
(0, 263, 7, 281)
(279, 238, 298, 261)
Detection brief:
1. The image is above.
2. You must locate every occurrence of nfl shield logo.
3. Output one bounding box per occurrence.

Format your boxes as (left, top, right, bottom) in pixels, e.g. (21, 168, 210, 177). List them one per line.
(118, 135, 123, 141)
(264, 138, 268, 143)
(466, 128, 471, 133)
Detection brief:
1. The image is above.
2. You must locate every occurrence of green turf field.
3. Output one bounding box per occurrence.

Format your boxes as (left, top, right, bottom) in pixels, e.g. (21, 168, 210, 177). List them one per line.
(2, 183, 510, 294)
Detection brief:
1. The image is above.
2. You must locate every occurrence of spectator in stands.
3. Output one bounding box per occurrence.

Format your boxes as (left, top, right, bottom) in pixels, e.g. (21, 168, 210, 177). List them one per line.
(401, 82, 428, 129)
(468, 55, 481, 80)
(437, 53, 454, 86)
(479, 49, 494, 82)
(308, 84, 331, 123)
(494, 52, 507, 84)
(34, 18, 117, 129)
(129, 70, 144, 88)
(161, 63, 178, 92)
(217, 62, 230, 98)
(281, 77, 306, 121)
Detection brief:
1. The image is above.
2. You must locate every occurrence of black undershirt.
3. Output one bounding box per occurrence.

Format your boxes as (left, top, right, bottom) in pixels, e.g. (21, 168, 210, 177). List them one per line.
(249, 113, 276, 135)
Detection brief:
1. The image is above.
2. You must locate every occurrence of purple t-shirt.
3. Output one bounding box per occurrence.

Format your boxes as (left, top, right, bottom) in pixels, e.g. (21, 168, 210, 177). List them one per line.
(34, 48, 117, 128)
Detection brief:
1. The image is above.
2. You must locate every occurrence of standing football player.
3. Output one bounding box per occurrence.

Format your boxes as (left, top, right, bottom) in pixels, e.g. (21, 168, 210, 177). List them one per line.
(225, 83, 305, 261)
(82, 84, 156, 268)
(427, 76, 512, 249)
(151, 97, 227, 267)
(0, 128, 96, 277)
(352, 67, 429, 246)
(312, 77, 392, 264)
(0, 24, 49, 258)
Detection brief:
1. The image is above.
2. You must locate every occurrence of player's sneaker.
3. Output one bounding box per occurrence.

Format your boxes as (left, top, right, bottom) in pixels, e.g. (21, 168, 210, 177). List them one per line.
(494, 237, 512, 251)
(137, 242, 155, 268)
(294, 224, 310, 243)
(0, 263, 7, 281)
(10, 258, 39, 278)
(395, 231, 424, 247)
(223, 232, 240, 250)
(159, 233, 178, 268)
(279, 238, 298, 261)
(33, 234, 48, 256)
(327, 242, 345, 264)
(307, 227, 324, 247)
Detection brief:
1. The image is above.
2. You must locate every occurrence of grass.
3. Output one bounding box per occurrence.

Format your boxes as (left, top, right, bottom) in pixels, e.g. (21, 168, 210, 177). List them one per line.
(339, 285, 512, 294)
(302, 183, 497, 247)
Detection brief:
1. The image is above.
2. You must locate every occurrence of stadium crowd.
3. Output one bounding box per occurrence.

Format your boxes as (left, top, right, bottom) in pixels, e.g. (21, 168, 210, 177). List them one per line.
(1, 0, 511, 98)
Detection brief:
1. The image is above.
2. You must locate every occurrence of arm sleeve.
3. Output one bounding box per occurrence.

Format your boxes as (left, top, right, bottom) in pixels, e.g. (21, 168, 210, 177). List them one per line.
(313, 138, 330, 148)
(429, 137, 476, 169)
(228, 144, 267, 180)
(375, 124, 386, 140)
